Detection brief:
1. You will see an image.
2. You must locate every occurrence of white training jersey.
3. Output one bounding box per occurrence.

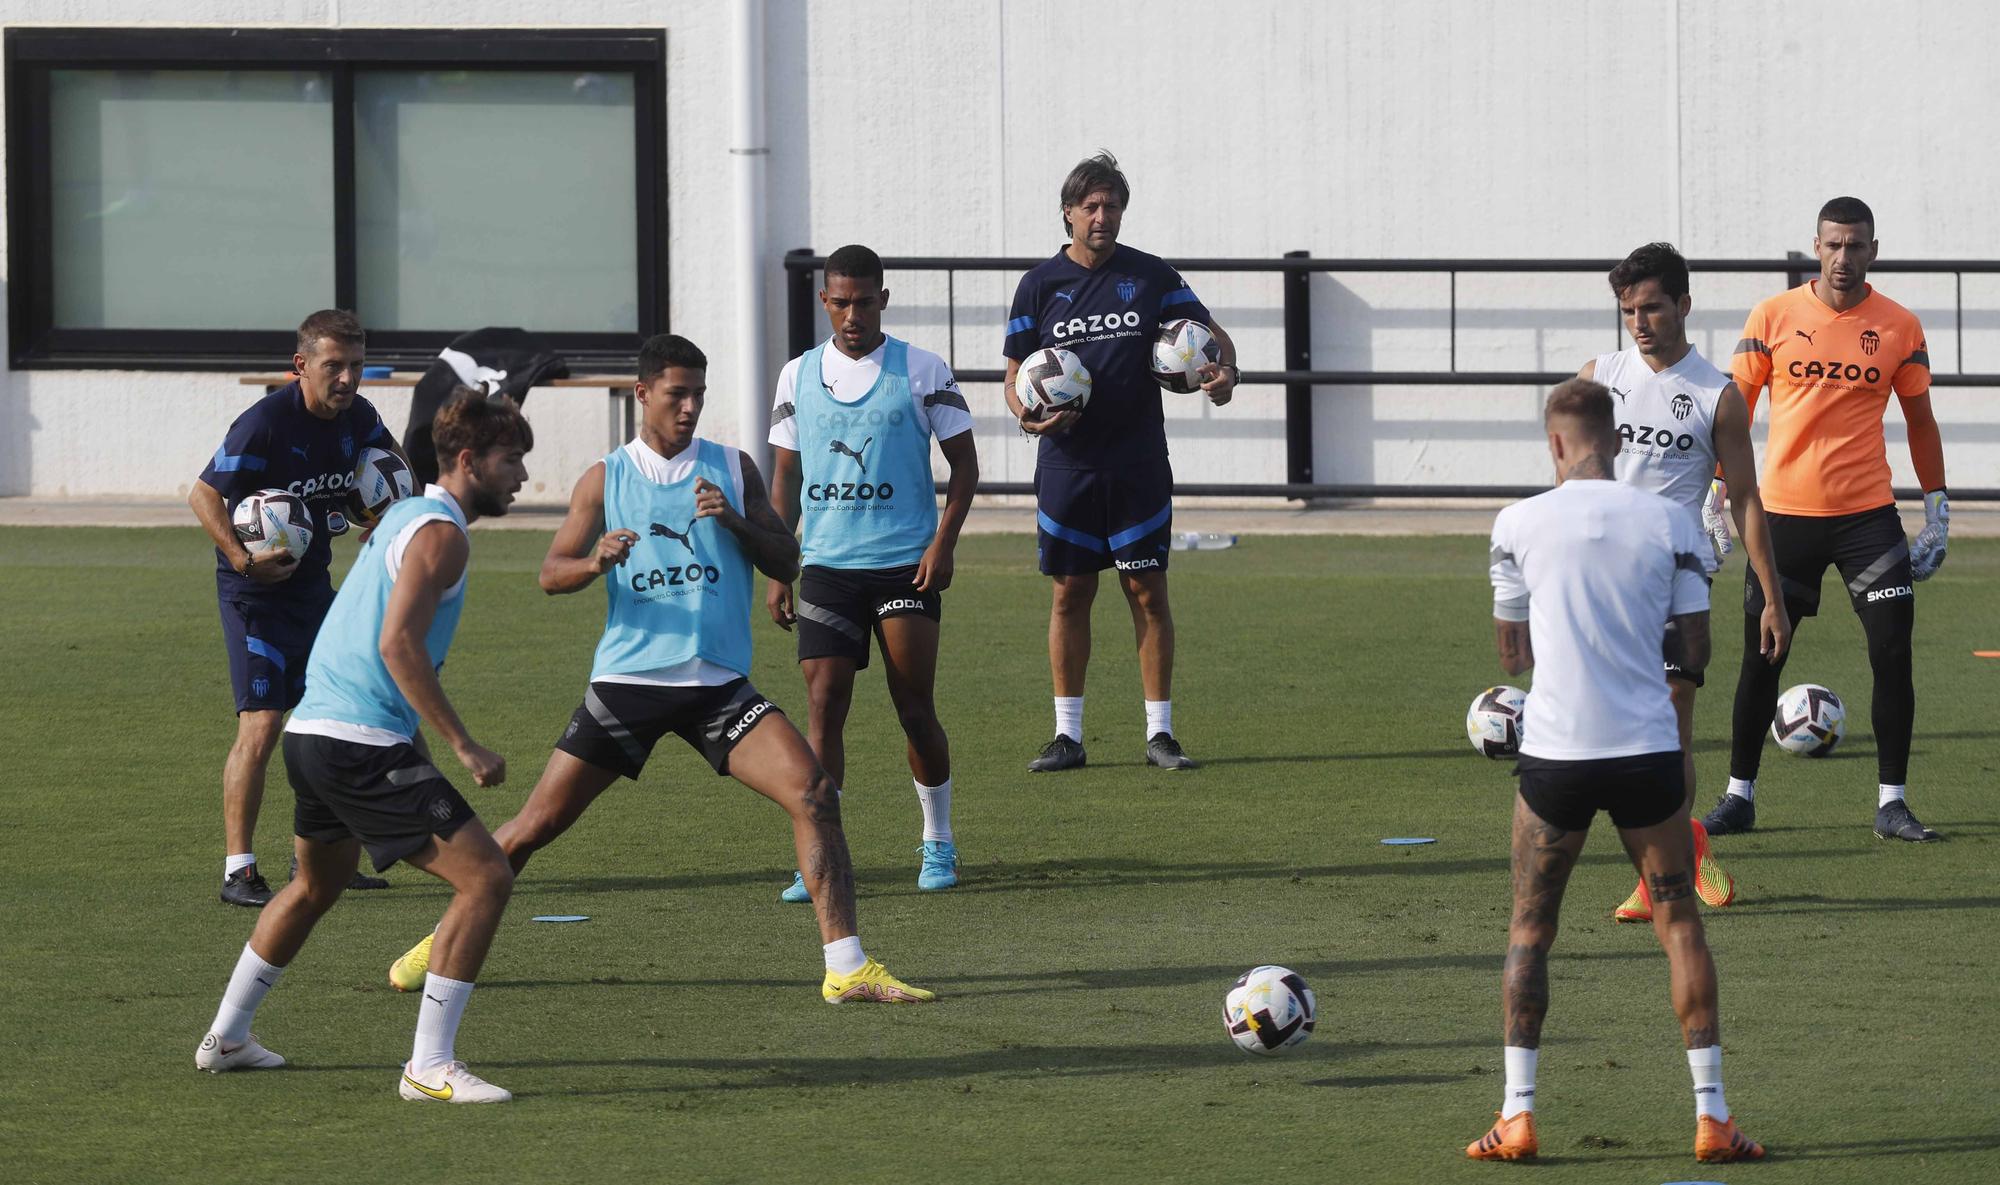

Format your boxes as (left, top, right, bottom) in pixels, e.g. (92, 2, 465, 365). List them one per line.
(1490, 480, 1711, 761)
(769, 338, 973, 451)
(1594, 345, 1728, 572)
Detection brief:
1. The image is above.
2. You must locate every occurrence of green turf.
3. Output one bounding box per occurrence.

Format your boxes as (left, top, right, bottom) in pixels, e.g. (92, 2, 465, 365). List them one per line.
(1, 527, 1995, 1183)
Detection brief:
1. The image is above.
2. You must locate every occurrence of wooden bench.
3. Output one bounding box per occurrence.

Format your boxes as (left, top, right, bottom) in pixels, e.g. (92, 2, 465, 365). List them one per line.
(241, 374, 640, 450)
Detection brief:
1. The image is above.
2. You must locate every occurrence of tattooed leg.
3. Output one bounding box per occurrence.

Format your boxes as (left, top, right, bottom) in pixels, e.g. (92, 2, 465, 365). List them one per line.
(728, 711, 861, 942)
(1504, 795, 1588, 1048)
(798, 766, 859, 938)
(1619, 813, 1721, 1048)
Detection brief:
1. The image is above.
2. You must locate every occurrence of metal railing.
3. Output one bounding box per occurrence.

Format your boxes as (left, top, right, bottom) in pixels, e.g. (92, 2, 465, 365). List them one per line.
(783, 249, 1999, 499)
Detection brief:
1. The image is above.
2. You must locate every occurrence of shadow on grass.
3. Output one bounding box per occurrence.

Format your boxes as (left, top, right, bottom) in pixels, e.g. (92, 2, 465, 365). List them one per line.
(481, 951, 1657, 995)
(1306, 1073, 1466, 1087)
(1743, 892, 2000, 915)
(506, 845, 1894, 902)
(467, 1036, 1533, 1097)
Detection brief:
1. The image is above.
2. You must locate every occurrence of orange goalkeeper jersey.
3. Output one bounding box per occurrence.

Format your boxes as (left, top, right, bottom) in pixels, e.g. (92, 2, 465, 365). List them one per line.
(1732, 283, 1931, 516)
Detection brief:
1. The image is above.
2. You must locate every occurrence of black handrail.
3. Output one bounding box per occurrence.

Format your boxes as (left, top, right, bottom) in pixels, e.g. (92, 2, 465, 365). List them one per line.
(784, 249, 1997, 500)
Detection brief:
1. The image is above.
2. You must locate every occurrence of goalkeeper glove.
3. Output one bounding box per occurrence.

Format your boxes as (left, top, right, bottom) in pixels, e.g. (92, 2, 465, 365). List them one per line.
(1701, 478, 1732, 566)
(1910, 489, 1949, 580)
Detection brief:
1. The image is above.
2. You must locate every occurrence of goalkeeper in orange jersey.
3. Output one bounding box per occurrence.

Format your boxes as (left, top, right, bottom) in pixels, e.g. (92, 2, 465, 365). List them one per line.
(1704, 197, 1949, 843)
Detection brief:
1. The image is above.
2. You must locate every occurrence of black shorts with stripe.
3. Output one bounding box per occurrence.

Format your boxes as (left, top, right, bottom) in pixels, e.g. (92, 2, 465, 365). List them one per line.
(283, 732, 477, 872)
(1745, 504, 1912, 621)
(556, 678, 781, 780)
(1515, 750, 1684, 833)
(795, 564, 941, 669)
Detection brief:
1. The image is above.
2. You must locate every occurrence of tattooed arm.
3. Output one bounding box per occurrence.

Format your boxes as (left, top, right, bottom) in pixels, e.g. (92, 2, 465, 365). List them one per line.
(696, 454, 801, 584)
(1495, 619, 1534, 676)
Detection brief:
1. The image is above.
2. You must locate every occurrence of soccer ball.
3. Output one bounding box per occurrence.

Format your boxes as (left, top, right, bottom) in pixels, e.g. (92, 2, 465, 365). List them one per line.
(1150, 318, 1221, 393)
(348, 446, 414, 528)
(231, 489, 313, 560)
(1015, 347, 1092, 416)
(1772, 683, 1845, 757)
(1223, 965, 1317, 1056)
(1466, 685, 1527, 758)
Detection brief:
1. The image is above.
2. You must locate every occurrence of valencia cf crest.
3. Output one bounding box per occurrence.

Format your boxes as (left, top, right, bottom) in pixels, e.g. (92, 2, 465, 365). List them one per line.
(1116, 278, 1137, 302)
(1859, 329, 1880, 356)
(251, 676, 270, 700)
(339, 434, 355, 459)
(1671, 392, 1693, 420)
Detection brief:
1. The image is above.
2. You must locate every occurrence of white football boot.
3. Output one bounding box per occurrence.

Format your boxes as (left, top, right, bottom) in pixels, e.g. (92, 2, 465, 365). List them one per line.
(195, 1031, 286, 1072)
(398, 1060, 512, 1104)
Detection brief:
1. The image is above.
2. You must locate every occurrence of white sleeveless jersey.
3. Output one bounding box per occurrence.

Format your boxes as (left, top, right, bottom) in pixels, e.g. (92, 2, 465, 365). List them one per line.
(1594, 345, 1727, 570)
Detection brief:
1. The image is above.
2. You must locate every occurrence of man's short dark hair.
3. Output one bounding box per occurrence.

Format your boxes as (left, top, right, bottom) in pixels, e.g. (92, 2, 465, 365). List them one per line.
(1060, 150, 1130, 234)
(1607, 242, 1689, 302)
(825, 244, 883, 287)
(638, 334, 708, 384)
(1545, 377, 1617, 443)
(1818, 196, 1875, 235)
(433, 390, 532, 469)
(297, 309, 364, 357)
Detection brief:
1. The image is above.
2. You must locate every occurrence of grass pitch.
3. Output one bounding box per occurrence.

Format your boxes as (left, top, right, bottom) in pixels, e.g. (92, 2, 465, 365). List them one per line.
(1, 526, 1995, 1183)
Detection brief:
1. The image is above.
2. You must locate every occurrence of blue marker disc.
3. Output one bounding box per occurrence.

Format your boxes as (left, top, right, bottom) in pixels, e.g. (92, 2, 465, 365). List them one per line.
(531, 915, 590, 923)
(1380, 837, 1437, 846)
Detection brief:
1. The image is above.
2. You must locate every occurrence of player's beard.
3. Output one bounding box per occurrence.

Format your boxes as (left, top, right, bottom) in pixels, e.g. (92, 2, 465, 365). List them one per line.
(465, 461, 514, 518)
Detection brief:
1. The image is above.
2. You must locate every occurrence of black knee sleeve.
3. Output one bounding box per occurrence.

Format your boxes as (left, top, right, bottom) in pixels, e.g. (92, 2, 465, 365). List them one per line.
(1730, 611, 1790, 781)
(1859, 594, 1916, 784)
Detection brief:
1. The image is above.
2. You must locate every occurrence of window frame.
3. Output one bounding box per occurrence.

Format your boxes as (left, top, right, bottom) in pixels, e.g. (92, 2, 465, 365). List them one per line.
(5, 26, 669, 371)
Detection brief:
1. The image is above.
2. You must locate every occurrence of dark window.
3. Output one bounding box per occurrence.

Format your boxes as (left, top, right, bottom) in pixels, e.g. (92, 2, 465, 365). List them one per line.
(5, 27, 668, 369)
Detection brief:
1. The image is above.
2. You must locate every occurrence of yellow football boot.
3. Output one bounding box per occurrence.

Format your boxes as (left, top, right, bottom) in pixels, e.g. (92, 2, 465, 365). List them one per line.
(389, 931, 434, 993)
(822, 958, 934, 1004)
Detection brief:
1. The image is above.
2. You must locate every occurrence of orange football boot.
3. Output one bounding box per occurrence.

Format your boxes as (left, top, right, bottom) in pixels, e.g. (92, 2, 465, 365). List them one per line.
(1690, 818, 1736, 909)
(1695, 1113, 1766, 1162)
(1466, 1111, 1538, 1160)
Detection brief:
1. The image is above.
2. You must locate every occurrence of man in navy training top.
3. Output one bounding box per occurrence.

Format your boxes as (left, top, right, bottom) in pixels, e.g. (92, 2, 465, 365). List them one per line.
(189, 309, 409, 906)
(1003, 151, 1239, 773)
(195, 391, 530, 1104)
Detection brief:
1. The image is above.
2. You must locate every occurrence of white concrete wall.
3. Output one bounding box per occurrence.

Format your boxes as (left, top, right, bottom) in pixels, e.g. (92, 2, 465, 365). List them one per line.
(5, 0, 1999, 502)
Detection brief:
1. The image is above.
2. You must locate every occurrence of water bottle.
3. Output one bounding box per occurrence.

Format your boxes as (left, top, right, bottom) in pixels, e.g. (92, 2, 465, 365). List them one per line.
(1171, 532, 1238, 551)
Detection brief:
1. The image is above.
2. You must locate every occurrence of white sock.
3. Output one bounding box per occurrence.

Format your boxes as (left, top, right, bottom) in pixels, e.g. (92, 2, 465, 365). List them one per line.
(1878, 783, 1906, 808)
(225, 852, 257, 878)
(1145, 699, 1173, 738)
(411, 973, 476, 1074)
(916, 777, 953, 843)
(1501, 1046, 1538, 1118)
(823, 935, 866, 976)
(1687, 1045, 1728, 1120)
(1054, 696, 1083, 742)
(210, 943, 284, 1043)
(1727, 777, 1755, 802)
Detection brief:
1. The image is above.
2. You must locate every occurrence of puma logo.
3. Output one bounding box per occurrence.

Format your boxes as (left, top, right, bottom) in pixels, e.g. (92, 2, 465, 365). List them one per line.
(649, 519, 696, 553)
(829, 437, 872, 474)
(1794, 328, 1817, 345)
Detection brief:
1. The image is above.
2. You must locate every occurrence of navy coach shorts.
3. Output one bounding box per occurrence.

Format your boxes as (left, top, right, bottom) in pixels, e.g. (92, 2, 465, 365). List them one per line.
(219, 591, 332, 713)
(1035, 460, 1175, 576)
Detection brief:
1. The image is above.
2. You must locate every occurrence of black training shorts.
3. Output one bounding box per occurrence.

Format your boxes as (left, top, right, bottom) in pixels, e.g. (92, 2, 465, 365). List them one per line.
(795, 564, 941, 670)
(556, 678, 780, 780)
(1747, 504, 1913, 621)
(283, 732, 477, 872)
(1515, 750, 1683, 832)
